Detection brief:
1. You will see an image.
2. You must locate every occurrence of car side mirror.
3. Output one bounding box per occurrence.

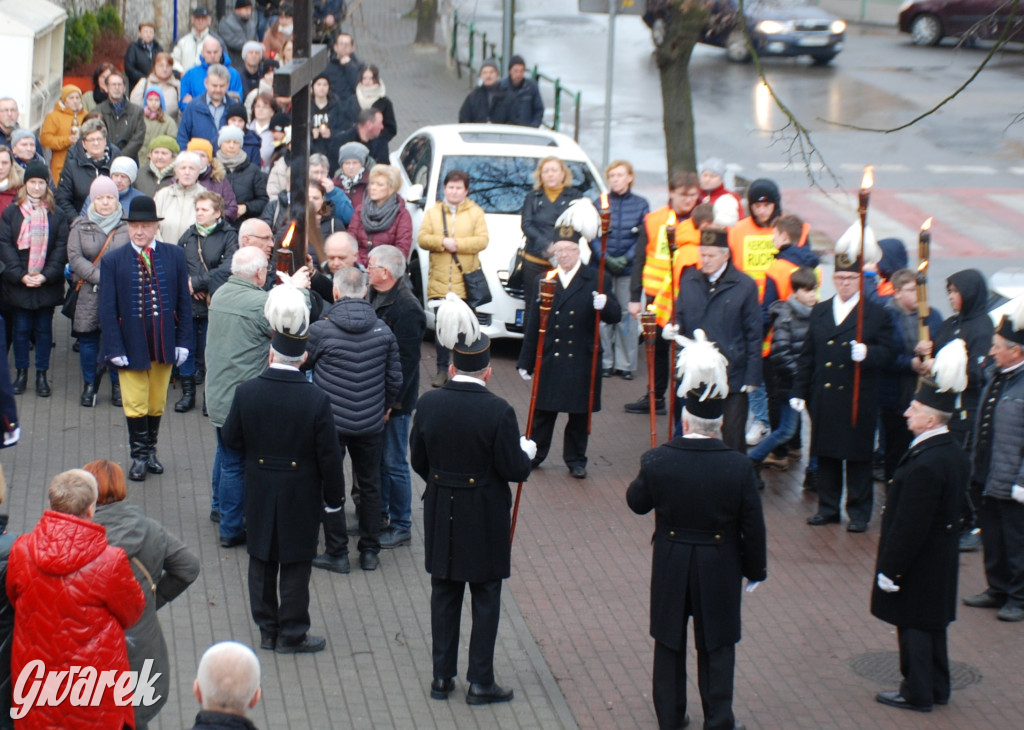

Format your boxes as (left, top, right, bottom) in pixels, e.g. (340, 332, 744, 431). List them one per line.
(406, 183, 425, 208)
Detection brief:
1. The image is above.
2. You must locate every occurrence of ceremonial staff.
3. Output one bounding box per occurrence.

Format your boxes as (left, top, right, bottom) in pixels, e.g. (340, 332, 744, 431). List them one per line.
(641, 309, 659, 448)
(276, 221, 298, 276)
(665, 212, 678, 439)
(917, 218, 933, 340)
(510, 274, 557, 546)
(587, 194, 611, 433)
(851, 166, 873, 427)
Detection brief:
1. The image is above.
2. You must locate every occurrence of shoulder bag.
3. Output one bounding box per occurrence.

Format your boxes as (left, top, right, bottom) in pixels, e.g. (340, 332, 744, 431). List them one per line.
(62, 228, 116, 322)
(442, 207, 492, 309)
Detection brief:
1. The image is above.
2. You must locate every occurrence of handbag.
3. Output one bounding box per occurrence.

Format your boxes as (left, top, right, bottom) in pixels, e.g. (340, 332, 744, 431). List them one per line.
(441, 207, 492, 309)
(62, 229, 116, 321)
(506, 245, 526, 296)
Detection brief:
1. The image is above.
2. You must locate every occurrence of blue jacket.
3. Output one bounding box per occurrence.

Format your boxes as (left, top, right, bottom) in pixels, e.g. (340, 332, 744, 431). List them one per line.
(499, 76, 544, 127)
(177, 94, 229, 149)
(99, 241, 193, 368)
(178, 58, 243, 111)
(880, 299, 942, 409)
(590, 189, 649, 277)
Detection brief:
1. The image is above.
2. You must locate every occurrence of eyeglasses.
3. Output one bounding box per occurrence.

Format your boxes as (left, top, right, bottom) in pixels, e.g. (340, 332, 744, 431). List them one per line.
(366, 265, 387, 271)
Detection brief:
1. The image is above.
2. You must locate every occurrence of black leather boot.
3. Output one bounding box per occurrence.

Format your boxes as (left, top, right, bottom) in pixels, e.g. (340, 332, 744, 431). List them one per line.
(80, 382, 97, 407)
(194, 365, 205, 385)
(35, 371, 51, 397)
(126, 417, 150, 482)
(146, 415, 164, 474)
(174, 376, 196, 413)
(110, 377, 122, 407)
(12, 369, 27, 395)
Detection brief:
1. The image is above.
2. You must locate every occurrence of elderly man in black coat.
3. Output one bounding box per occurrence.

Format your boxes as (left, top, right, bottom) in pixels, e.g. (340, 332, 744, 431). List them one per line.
(516, 215, 621, 479)
(411, 301, 534, 705)
(871, 355, 970, 712)
(222, 286, 345, 654)
(628, 383, 767, 730)
(791, 255, 895, 532)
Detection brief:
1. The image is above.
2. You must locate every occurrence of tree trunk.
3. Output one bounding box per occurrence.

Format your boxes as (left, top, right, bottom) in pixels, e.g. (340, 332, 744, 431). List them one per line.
(415, 0, 438, 45)
(651, 3, 711, 175)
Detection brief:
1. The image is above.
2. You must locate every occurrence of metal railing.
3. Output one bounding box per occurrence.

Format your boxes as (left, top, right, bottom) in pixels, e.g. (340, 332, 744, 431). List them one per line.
(448, 10, 583, 141)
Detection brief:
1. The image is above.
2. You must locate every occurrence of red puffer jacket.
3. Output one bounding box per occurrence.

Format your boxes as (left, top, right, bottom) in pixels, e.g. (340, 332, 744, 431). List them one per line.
(6, 510, 146, 730)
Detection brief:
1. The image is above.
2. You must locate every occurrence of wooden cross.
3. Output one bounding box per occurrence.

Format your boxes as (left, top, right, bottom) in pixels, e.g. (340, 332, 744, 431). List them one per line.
(272, 0, 329, 270)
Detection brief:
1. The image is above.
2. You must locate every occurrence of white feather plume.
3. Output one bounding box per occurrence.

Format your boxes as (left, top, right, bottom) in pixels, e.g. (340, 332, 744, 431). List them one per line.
(264, 284, 309, 336)
(435, 292, 480, 350)
(554, 198, 601, 244)
(930, 339, 968, 394)
(1012, 296, 1024, 333)
(673, 329, 730, 401)
(834, 222, 882, 265)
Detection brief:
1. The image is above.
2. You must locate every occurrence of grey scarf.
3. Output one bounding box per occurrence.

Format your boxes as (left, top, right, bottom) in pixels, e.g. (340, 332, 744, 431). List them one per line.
(87, 205, 123, 235)
(360, 194, 401, 234)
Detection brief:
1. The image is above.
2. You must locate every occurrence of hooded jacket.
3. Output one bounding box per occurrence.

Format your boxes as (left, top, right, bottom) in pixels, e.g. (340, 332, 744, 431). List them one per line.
(39, 94, 83, 184)
(935, 269, 993, 427)
(761, 242, 820, 322)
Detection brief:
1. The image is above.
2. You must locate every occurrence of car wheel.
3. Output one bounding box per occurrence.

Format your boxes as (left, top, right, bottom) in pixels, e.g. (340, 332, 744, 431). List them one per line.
(725, 30, 752, 63)
(810, 52, 837, 66)
(910, 13, 943, 46)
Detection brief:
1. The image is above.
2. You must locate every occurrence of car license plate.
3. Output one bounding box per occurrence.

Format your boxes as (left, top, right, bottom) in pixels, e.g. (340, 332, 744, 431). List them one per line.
(515, 309, 524, 327)
(798, 36, 830, 46)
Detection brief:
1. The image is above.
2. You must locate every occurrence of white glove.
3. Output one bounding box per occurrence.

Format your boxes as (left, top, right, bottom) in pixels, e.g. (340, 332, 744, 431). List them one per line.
(741, 385, 756, 394)
(744, 580, 761, 593)
(520, 436, 537, 460)
(851, 341, 867, 363)
(3, 426, 20, 447)
(517, 368, 532, 381)
(175, 347, 190, 367)
(592, 292, 607, 310)
(110, 356, 129, 368)
(662, 324, 679, 341)
(789, 398, 806, 413)
(1012, 485, 1024, 504)
(876, 573, 900, 593)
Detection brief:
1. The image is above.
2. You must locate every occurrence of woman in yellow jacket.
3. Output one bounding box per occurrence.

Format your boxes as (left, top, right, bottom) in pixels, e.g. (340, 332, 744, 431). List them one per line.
(40, 85, 85, 184)
(416, 169, 489, 387)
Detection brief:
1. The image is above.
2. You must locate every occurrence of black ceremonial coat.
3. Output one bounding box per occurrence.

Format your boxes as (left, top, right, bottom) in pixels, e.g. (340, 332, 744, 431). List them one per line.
(516, 264, 621, 413)
(871, 432, 969, 630)
(222, 367, 346, 564)
(410, 380, 532, 584)
(627, 437, 767, 651)
(791, 296, 895, 461)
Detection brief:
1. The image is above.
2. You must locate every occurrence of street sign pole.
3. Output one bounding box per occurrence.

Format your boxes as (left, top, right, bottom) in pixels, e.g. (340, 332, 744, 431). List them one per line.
(602, 0, 617, 169)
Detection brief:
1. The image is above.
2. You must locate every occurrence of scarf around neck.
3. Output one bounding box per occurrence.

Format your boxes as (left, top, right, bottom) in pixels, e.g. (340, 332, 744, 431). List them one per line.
(87, 204, 123, 235)
(360, 194, 401, 234)
(216, 149, 249, 171)
(356, 82, 386, 110)
(17, 197, 49, 273)
(340, 169, 363, 192)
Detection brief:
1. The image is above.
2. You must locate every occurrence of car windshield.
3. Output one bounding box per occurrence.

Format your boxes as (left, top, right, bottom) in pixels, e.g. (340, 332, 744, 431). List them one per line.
(437, 155, 600, 214)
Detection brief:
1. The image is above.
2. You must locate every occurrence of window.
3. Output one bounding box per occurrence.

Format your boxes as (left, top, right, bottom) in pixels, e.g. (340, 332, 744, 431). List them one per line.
(400, 135, 432, 188)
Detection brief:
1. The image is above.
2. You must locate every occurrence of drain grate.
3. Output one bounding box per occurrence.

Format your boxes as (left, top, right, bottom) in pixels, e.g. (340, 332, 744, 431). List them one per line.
(848, 651, 983, 690)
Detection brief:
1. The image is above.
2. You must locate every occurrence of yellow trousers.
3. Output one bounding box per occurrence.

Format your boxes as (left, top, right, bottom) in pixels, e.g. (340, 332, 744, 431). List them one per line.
(119, 363, 174, 418)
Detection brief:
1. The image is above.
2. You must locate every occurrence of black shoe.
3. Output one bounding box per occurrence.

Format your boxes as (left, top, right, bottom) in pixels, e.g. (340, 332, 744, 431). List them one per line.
(602, 367, 613, 378)
(80, 382, 97, 408)
(963, 591, 1003, 609)
(752, 461, 765, 490)
(430, 677, 455, 700)
(276, 634, 326, 654)
(110, 379, 122, 407)
(194, 366, 205, 385)
(621, 370, 633, 380)
(174, 376, 196, 413)
(807, 514, 840, 526)
(220, 532, 247, 548)
(625, 394, 666, 415)
(570, 465, 587, 479)
(312, 553, 351, 574)
(847, 522, 868, 533)
(379, 527, 412, 549)
(259, 632, 277, 651)
(803, 471, 818, 492)
(35, 371, 51, 397)
(11, 369, 27, 395)
(146, 416, 164, 474)
(530, 457, 543, 469)
(359, 551, 380, 571)
(959, 529, 982, 552)
(466, 682, 514, 705)
(876, 690, 931, 712)
(210, 510, 221, 523)
(997, 604, 1024, 622)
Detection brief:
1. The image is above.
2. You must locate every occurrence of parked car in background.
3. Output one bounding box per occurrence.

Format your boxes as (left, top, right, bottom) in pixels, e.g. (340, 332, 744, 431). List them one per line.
(699, 0, 847, 64)
(392, 124, 605, 339)
(898, 0, 1024, 46)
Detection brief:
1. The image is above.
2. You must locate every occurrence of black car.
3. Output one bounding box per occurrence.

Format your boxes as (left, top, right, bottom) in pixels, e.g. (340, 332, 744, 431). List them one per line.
(699, 0, 847, 64)
(898, 0, 1024, 46)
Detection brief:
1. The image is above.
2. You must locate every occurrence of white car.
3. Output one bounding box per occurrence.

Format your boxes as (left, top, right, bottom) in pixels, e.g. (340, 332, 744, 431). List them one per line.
(391, 124, 606, 339)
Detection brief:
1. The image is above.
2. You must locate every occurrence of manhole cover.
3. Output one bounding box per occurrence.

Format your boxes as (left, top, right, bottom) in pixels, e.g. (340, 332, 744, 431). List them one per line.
(848, 651, 983, 690)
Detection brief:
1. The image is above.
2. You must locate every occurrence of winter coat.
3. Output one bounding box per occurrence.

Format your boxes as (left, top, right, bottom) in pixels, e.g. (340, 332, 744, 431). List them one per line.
(370, 278, 425, 415)
(55, 141, 121, 221)
(198, 162, 240, 222)
(223, 156, 269, 221)
(0, 532, 14, 728)
(124, 38, 164, 90)
(412, 380, 533, 583)
(338, 168, 369, 211)
(306, 297, 402, 437)
(265, 154, 289, 199)
(96, 99, 147, 161)
(0, 187, 18, 216)
(241, 127, 263, 168)
(39, 100, 83, 184)
(67, 217, 131, 334)
(262, 21, 292, 58)
(627, 437, 767, 651)
(871, 432, 969, 630)
(6, 510, 145, 730)
(349, 195, 413, 265)
(590, 189, 648, 277)
(178, 220, 239, 319)
(372, 95, 398, 145)
(135, 161, 177, 197)
(154, 182, 204, 245)
(458, 84, 513, 124)
(333, 126, 389, 169)
(171, 28, 213, 75)
(973, 364, 1024, 500)
(417, 198, 489, 300)
(142, 116, 179, 165)
(217, 12, 259, 58)
(323, 55, 362, 99)
(178, 94, 230, 150)
(310, 95, 359, 162)
(520, 187, 582, 259)
(93, 500, 200, 727)
(517, 265, 621, 413)
(190, 710, 260, 729)
(761, 242, 820, 318)
(674, 263, 764, 393)
(130, 75, 182, 122)
(768, 296, 813, 397)
(0, 204, 69, 310)
(880, 299, 942, 410)
(179, 60, 244, 112)
(500, 75, 544, 127)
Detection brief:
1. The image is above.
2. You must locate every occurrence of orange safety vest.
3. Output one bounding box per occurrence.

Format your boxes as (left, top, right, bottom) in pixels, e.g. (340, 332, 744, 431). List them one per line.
(730, 219, 810, 298)
(641, 207, 679, 299)
(650, 220, 701, 326)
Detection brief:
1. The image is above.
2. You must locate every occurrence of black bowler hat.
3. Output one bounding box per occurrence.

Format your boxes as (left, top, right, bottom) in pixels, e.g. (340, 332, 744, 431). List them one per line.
(123, 196, 164, 222)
